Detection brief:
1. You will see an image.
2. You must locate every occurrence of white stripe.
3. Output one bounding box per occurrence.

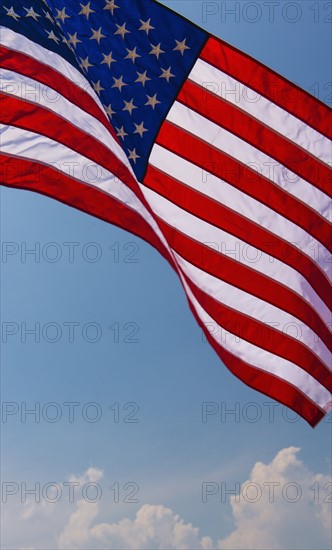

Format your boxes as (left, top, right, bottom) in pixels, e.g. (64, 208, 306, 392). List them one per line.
(190, 58, 332, 166)
(137, 183, 331, 327)
(149, 144, 331, 279)
(166, 101, 331, 221)
(173, 252, 331, 370)
(180, 276, 331, 411)
(1, 26, 105, 111)
(0, 68, 130, 172)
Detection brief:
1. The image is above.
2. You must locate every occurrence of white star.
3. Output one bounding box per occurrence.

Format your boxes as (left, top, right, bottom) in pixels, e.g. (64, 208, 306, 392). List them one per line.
(79, 56, 93, 71)
(44, 10, 54, 22)
(4, 6, 20, 20)
(92, 80, 104, 95)
(125, 47, 140, 64)
(24, 7, 41, 20)
(103, 0, 119, 15)
(139, 18, 155, 35)
(90, 27, 106, 44)
(114, 23, 130, 39)
(101, 51, 117, 68)
(55, 7, 70, 23)
(159, 66, 175, 83)
(122, 98, 137, 115)
(134, 122, 148, 138)
(104, 104, 115, 118)
(145, 93, 161, 110)
(68, 32, 81, 49)
(112, 75, 127, 92)
(173, 38, 190, 55)
(46, 30, 60, 44)
(116, 126, 128, 139)
(79, 2, 95, 19)
(128, 148, 140, 163)
(135, 70, 150, 87)
(149, 43, 165, 59)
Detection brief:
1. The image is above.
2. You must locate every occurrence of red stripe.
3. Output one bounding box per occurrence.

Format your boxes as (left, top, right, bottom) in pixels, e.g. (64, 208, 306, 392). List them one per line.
(0, 153, 175, 270)
(183, 275, 332, 391)
(185, 296, 325, 427)
(201, 36, 332, 140)
(179, 79, 331, 197)
(156, 218, 332, 352)
(144, 164, 331, 313)
(0, 45, 118, 142)
(156, 121, 332, 269)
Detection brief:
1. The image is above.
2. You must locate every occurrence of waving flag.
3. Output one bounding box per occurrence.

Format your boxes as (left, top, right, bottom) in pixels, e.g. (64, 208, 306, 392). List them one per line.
(1, 0, 331, 426)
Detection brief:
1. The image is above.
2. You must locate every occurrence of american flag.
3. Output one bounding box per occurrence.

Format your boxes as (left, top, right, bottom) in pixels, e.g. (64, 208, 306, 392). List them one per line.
(1, 0, 331, 426)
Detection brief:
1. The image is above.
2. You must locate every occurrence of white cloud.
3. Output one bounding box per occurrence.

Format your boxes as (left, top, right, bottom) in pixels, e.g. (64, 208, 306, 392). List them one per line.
(57, 448, 331, 550)
(58, 502, 213, 549)
(68, 467, 104, 486)
(218, 447, 332, 550)
(58, 449, 331, 550)
(57, 466, 212, 548)
(2, 449, 331, 549)
(57, 468, 103, 549)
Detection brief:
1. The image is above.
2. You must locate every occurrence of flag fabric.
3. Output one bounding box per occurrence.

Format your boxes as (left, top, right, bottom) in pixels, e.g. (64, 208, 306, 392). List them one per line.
(1, 0, 331, 427)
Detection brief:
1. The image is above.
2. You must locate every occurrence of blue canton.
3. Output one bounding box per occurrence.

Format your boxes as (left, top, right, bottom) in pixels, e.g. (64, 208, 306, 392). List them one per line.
(1, 0, 207, 179)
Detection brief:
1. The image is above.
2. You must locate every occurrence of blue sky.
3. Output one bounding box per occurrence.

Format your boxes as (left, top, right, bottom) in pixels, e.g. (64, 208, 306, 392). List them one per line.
(1, 1, 331, 548)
